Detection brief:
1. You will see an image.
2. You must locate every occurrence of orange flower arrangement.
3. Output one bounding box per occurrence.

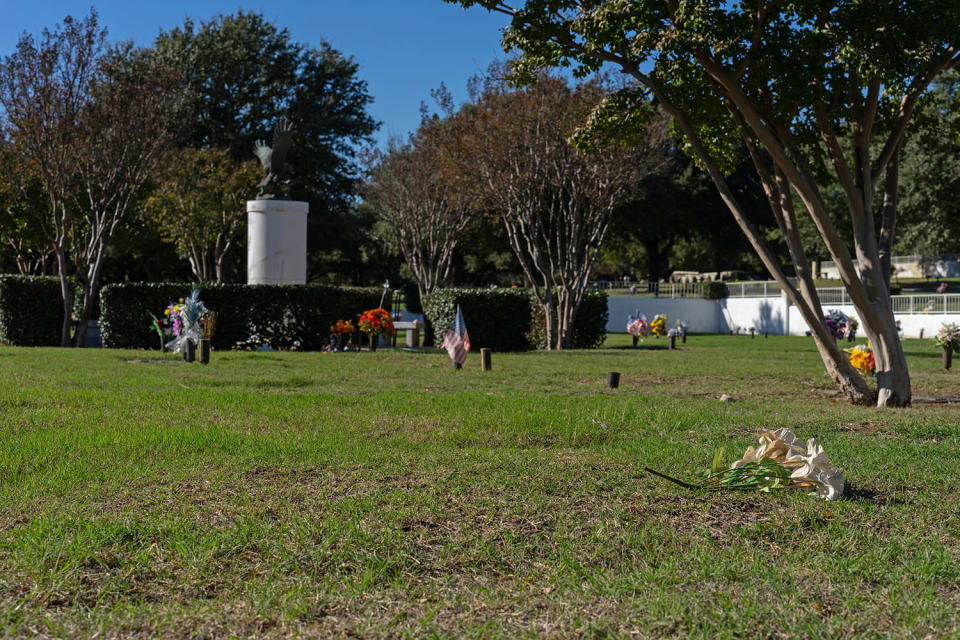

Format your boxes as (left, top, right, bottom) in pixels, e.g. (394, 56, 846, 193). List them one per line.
(357, 308, 395, 337)
(330, 319, 354, 337)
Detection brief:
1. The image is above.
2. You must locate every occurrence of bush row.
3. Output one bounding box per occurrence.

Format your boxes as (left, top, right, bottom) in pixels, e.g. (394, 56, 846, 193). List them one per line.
(422, 288, 608, 351)
(99, 282, 388, 351)
(527, 290, 609, 349)
(0, 276, 606, 351)
(0, 275, 63, 346)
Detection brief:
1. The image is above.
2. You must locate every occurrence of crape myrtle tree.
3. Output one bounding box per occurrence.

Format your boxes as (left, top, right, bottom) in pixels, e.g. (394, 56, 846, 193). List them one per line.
(447, 0, 960, 406)
(144, 148, 259, 283)
(0, 11, 185, 346)
(361, 124, 473, 304)
(442, 69, 668, 349)
(0, 138, 52, 274)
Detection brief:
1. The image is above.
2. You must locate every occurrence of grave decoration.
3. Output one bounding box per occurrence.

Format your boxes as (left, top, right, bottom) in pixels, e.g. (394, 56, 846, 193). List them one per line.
(935, 322, 960, 370)
(357, 308, 395, 351)
(645, 428, 844, 501)
(824, 309, 849, 340)
(147, 311, 169, 352)
(328, 319, 355, 351)
(845, 343, 875, 377)
(846, 317, 859, 342)
(626, 313, 651, 347)
(164, 289, 207, 355)
(650, 313, 667, 337)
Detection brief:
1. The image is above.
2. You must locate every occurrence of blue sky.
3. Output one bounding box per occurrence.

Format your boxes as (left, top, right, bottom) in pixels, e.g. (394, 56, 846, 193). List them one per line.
(0, 1, 512, 146)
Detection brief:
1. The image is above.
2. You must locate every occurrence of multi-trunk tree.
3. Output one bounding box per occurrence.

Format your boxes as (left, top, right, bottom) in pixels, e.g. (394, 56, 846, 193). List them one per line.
(449, 0, 960, 405)
(441, 70, 669, 349)
(0, 11, 185, 346)
(145, 148, 259, 283)
(0, 140, 52, 275)
(361, 125, 473, 304)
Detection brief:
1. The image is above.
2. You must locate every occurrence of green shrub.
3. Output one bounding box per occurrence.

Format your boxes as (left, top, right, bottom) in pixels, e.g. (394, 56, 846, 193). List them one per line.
(100, 282, 388, 351)
(423, 288, 532, 352)
(527, 289, 608, 349)
(423, 288, 608, 351)
(703, 281, 729, 299)
(0, 275, 63, 346)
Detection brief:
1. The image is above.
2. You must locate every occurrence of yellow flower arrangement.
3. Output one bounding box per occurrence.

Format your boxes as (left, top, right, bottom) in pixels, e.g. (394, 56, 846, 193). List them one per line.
(650, 313, 667, 337)
(844, 343, 875, 376)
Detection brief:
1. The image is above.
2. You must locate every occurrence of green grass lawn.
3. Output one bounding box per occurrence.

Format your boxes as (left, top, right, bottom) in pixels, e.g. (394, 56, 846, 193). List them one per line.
(2, 335, 960, 638)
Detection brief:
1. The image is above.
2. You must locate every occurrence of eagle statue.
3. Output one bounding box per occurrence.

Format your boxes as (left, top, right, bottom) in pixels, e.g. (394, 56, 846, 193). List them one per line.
(253, 117, 294, 199)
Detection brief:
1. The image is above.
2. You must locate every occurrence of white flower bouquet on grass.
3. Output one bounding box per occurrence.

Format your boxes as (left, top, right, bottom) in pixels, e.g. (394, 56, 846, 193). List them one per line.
(645, 428, 844, 501)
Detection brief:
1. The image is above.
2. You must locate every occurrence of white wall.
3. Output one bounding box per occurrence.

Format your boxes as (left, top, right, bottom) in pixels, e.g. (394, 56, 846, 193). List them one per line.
(606, 296, 719, 333)
(787, 303, 952, 339)
(607, 295, 960, 338)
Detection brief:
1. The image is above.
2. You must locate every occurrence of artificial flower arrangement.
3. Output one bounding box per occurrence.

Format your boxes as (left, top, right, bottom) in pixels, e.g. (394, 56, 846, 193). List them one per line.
(846, 317, 859, 342)
(626, 314, 651, 338)
(645, 428, 844, 501)
(824, 309, 848, 340)
(935, 322, 960, 352)
(325, 319, 356, 352)
(650, 313, 667, 337)
(148, 307, 175, 351)
(330, 319, 354, 339)
(845, 342, 875, 376)
(163, 289, 208, 354)
(358, 308, 395, 339)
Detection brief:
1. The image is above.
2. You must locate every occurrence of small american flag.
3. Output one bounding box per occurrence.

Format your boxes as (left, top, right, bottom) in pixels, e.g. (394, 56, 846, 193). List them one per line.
(442, 306, 470, 368)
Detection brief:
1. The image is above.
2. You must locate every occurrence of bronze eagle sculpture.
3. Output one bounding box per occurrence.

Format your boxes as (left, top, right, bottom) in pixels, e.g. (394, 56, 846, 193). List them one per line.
(253, 117, 294, 199)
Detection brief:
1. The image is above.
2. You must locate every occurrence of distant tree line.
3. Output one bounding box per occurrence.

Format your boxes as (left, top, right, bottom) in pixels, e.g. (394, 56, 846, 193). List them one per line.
(5, 9, 960, 356)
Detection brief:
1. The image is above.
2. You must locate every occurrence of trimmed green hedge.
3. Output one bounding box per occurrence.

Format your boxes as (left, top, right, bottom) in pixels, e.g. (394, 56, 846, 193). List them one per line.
(527, 289, 608, 349)
(423, 288, 532, 352)
(100, 282, 388, 351)
(703, 281, 729, 299)
(0, 275, 63, 346)
(423, 288, 608, 351)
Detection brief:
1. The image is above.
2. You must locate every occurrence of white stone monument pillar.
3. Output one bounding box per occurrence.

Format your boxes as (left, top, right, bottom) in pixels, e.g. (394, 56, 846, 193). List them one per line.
(246, 199, 309, 285)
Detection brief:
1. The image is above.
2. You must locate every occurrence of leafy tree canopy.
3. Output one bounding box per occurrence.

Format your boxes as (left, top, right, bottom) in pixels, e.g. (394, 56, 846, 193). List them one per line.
(445, 0, 960, 406)
(151, 11, 379, 217)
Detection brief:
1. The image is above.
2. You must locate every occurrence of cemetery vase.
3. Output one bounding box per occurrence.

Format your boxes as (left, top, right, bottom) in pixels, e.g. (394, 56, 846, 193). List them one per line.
(669, 335, 676, 350)
(184, 340, 196, 363)
(369, 335, 377, 352)
(480, 348, 492, 371)
(944, 346, 953, 371)
(607, 372, 620, 389)
(199, 339, 211, 365)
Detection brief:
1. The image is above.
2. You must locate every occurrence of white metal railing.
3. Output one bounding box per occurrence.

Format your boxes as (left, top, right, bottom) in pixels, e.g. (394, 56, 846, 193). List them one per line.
(722, 280, 960, 315)
(603, 276, 960, 314)
(889, 294, 960, 315)
(819, 254, 923, 272)
(725, 281, 784, 297)
(815, 287, 850, 305)
(589, 281, 704, 297)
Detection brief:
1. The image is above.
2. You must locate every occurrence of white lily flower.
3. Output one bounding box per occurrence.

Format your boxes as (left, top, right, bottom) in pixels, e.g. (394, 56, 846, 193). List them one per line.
(731, 429, 844, 500)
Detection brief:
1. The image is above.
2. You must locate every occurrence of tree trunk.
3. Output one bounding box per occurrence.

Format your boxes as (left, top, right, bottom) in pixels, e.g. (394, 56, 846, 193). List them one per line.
(73, 284, 90, 348)
(860, 310, 911, 407)
(55, 247, 73, 348)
